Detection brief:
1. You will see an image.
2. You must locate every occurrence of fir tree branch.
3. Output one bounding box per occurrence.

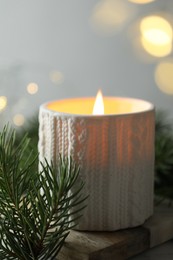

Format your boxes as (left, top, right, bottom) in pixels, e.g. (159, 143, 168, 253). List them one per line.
(0, 126, 86, 259)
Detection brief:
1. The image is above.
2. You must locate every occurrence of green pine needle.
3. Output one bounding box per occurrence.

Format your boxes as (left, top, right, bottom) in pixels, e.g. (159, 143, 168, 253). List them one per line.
(0, 125, 86, 260)
(155, 111, 173, 204)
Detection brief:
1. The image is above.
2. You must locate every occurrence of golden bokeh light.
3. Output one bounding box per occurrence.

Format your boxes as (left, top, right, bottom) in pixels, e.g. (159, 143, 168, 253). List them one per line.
(13, 114, 25, 126)
(155, 61, 173, 94)
(140, 16, 172, 44)
(0, 96, 7, 111)
(140, 16, 173, 57)
(141, 37, 172, 57)
(90, 0, 133, 34)
(128, 0, 155, 4)
(49, 70, 64, 84)
(27, 82, 38, 95)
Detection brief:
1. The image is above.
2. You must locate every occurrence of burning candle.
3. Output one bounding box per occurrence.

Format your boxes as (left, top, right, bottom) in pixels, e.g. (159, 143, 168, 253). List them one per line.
(39, 91, 155, 231)
(93, 90, 104, 115)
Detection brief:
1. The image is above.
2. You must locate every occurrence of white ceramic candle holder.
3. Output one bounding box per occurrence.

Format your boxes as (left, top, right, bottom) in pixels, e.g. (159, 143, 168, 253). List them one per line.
(39, 97, 155, 231)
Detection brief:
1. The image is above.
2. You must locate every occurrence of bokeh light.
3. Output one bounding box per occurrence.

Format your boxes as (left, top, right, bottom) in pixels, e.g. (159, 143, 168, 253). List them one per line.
(13, 114, 25, 126)
(27, 82, 38, 95)
(155, 61, 173, 95)
(128, 0, 155, 4)
(141, 37, 172, 57)
(90, 0, 134, 35)
(140, 16, 173, 57)
(0, 96, 7, 111)
(49, 70, 64, 84)
(140, 16, 172, 45)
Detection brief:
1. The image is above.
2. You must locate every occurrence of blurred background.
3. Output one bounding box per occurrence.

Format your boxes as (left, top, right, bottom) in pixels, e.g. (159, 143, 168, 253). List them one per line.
(0, 0, 173, 127)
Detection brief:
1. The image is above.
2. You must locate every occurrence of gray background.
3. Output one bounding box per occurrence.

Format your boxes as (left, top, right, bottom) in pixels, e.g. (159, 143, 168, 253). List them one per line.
(0, 0, 173, 124)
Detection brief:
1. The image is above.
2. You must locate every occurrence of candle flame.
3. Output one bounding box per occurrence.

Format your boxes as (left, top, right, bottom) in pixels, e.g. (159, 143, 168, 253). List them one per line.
(92, 90, 104, 115)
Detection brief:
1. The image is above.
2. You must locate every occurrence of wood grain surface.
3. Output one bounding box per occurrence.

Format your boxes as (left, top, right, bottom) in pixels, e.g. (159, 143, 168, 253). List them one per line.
(59, 206, 173, 260)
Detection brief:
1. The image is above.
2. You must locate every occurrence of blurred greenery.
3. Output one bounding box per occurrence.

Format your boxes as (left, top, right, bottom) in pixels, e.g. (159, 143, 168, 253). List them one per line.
(155, 111, 173, 204)
(16, 114, 39, 159)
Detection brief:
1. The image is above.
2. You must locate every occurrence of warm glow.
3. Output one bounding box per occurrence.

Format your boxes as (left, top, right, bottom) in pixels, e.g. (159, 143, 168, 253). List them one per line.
(143, 29, 171, 45)
(13, 114, 25, 126)
(47, 97, 153, 115)
(0, 96, 7, 111)
(90, 0, 132, 35)
(140, 16, 172, 43)
(141, 37, 172, 57)
(129, 0, 155, 4)
(49, 70, 64, 84)
(140, 16, 173, 57)
(92, 90, 104, 115)
(155, 61, 173, 95)
(27, 82, 38, 95)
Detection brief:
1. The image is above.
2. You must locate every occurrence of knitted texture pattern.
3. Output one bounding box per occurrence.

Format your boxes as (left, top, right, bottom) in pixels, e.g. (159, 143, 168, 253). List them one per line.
(39, 106, 155, 231)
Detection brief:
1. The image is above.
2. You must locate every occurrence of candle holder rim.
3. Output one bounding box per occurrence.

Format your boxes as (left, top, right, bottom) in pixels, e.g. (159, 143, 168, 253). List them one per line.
(40, 96, 154, 118)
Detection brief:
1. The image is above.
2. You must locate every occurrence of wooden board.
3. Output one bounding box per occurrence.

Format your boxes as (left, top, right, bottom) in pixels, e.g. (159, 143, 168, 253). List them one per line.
(59, 206, 173, 259)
